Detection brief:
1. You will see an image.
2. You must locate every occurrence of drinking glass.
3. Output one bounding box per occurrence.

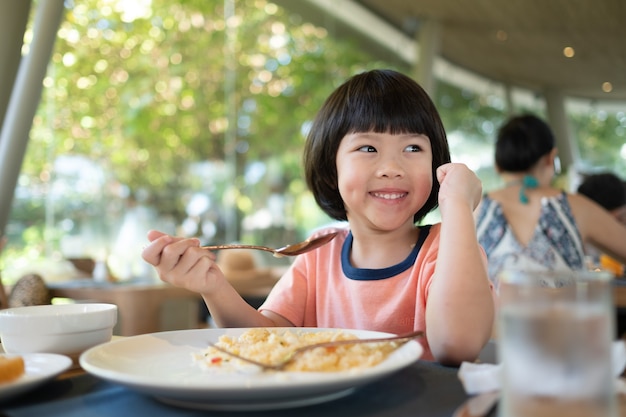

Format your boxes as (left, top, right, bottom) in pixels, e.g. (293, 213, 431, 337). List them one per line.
(497, 269, 616, 417)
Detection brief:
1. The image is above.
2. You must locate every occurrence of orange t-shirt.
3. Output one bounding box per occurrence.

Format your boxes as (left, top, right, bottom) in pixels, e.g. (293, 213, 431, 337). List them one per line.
(260, 224, 440, 361)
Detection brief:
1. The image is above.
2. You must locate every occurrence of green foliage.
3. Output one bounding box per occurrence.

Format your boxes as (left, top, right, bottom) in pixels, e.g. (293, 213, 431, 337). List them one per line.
(3, 0, 624, 279)
(6, 0, 401, 265)
(571, 111, 626, 177)
(436, 81, 506, 144)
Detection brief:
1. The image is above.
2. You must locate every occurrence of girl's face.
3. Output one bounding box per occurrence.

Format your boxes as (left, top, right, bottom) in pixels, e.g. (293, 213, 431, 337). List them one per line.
(336, 131, 433, 232)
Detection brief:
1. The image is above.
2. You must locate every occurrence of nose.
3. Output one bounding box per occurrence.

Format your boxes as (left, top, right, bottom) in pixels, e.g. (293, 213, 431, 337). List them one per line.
(375, 156, 405, 178)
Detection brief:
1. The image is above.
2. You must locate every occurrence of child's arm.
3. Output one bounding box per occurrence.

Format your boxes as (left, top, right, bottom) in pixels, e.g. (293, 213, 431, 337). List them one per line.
(426, 163, 495, 365)
(141, 230, 292, 328)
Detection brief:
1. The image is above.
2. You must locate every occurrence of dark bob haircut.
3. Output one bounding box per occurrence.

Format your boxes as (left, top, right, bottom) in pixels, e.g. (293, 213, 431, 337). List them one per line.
(495, 114, 555, 172)
(303, 69, 451, 223)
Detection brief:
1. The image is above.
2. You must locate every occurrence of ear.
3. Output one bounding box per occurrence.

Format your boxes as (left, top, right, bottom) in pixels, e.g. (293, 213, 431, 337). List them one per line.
(546, 148, 558, 167)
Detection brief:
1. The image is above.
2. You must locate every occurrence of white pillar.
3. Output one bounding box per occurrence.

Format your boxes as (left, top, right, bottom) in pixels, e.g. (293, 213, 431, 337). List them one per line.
(544, 88, 579, 185)
(0, 0, 65, 237)
(414, 19, 441, 97)
(0, 1, 32, 131)
(504, 84, 515, 116)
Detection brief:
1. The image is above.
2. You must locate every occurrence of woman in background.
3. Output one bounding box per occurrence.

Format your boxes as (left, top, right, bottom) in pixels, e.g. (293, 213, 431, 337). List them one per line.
(475, 114, 626, 289)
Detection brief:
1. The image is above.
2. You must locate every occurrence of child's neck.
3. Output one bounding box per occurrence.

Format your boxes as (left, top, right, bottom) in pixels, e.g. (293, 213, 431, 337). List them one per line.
(350, 227, 419, 269)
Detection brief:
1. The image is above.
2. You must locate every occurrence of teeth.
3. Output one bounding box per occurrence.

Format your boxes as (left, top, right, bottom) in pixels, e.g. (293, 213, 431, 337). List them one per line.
(373, 192, 406, 200)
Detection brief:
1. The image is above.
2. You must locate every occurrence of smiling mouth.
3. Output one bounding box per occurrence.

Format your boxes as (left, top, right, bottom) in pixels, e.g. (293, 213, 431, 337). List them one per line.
(371, 192, 407, 200)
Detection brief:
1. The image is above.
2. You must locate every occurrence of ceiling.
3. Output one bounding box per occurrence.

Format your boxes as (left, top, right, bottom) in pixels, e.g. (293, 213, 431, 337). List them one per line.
(276, 0, 626, 102)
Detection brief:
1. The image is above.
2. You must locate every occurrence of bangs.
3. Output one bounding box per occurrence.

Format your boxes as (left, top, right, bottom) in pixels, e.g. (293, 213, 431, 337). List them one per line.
(337, 71, 437, 136)
(345, 95, 433, 135)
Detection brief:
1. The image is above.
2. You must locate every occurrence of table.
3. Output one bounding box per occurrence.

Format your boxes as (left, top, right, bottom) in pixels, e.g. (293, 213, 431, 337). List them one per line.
(1, 360, 473, 417)
(3, 344, 626, 417)
(47, 281, 202, 336)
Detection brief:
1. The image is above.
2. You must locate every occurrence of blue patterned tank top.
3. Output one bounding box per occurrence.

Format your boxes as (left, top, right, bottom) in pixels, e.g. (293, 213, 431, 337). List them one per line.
(475, 192, 585, 289)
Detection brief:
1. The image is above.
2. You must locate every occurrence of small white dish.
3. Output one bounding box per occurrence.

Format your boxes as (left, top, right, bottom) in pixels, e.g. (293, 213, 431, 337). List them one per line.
(0, 353, 72, 402)
(0, 303, 117, 358)
(80, 328, 423, 410)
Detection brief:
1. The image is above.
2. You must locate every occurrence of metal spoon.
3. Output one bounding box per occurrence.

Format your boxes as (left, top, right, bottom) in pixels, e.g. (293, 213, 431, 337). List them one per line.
(202, 231, 339, 257)
(207, 330, 423, 371)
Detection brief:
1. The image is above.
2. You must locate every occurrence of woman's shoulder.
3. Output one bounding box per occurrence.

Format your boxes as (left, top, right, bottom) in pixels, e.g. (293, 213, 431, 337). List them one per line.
(566, 191, 609, 223)
(485, 187, 513, 200)
(475, 193, 500, 219)
(566, 190, 595, 207)
(481, 190, 509, 208)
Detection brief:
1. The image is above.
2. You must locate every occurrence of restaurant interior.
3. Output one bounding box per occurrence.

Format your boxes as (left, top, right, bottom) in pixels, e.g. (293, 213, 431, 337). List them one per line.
(0, 0, 625, 415)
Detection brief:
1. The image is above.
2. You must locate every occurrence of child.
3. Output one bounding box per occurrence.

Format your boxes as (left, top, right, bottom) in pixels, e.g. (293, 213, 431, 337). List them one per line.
(142, 69, 494, 365)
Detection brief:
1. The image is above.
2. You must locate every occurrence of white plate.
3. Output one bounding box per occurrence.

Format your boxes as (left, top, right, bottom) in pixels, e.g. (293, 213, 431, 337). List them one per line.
(0, 353, 72, 402)
(79, 328, 423, 410)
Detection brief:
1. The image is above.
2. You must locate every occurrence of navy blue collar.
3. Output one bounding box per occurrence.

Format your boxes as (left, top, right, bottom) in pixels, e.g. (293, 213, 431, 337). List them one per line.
(341, 225, 432, 281)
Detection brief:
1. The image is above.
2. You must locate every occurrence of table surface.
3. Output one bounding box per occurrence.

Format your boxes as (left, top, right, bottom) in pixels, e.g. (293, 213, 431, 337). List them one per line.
(3, 278, 626, 416)
(3, 338, 626, 417)
(6, 352, 626, 417)
(1, 359, 474, 417)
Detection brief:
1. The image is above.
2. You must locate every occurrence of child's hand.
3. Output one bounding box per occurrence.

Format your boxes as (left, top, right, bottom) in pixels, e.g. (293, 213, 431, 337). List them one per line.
(436, 163, 482, 211)
(141, 230, 225, 294)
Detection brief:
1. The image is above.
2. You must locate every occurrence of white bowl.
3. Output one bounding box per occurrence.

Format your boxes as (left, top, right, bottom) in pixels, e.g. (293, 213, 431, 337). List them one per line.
(0, 303, 117, 358)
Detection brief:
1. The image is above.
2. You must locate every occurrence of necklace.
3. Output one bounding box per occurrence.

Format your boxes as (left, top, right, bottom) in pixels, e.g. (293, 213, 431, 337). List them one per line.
(505, 175, 539, 204)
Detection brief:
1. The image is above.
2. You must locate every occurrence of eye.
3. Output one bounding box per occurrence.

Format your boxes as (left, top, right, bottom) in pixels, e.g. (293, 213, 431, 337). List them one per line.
(357, 145, 377, 153)
(405, 144, 422, 152)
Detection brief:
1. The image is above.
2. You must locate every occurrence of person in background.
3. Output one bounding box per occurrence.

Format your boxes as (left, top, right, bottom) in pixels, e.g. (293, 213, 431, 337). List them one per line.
(142, 69, 494, 365)
(475, 114, 626, 289)
(577, 172, 626, 225)
(577, 172, 626, 276)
